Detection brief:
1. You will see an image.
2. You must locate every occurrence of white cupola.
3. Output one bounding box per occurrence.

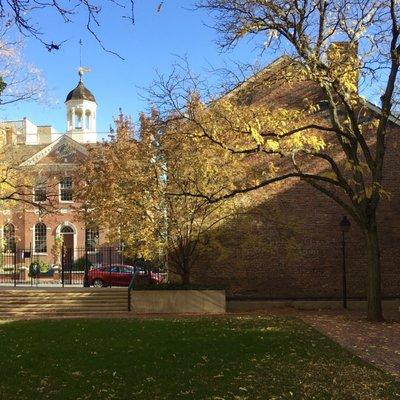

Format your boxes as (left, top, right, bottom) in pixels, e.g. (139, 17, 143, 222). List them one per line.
(65, 69, 97, 143)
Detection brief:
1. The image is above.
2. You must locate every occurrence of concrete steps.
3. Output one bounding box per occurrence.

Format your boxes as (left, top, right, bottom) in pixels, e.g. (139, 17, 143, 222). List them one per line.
(0, 288, 129, 318)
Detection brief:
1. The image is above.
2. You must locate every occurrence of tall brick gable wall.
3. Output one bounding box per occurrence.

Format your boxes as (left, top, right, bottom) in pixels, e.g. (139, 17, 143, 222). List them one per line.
(188, 62, 400, 300)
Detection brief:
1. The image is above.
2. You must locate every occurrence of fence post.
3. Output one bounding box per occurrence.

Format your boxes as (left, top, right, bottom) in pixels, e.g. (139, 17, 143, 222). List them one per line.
(108, 246, 112, 287)
(61, 244, 65, 288)
(84, 246, 89, 287)
(13, 249, 17, 287)
(29, 243, 33, 287)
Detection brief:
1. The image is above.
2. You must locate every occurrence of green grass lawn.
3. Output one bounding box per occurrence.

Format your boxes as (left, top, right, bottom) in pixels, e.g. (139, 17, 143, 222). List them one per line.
(0, 316, 399, 400)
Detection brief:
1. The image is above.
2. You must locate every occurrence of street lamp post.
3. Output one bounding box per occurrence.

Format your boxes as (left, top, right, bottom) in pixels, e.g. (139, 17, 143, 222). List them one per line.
(339, 216, 351, 309)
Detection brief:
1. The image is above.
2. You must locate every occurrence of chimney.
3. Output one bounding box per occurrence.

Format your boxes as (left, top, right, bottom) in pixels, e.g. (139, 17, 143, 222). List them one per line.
(5, 127, 14, 145)
(327, 41, 359, 94)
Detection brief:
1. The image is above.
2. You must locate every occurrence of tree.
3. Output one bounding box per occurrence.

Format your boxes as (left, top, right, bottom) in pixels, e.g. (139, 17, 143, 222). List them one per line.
(76, 109, 237, 283)
(162, 116, 238, 284)
(0, 21, 45, 106)
(149, 0, 400, 321)
(0, 0, 135, 56)
(75, 112, 165, 261)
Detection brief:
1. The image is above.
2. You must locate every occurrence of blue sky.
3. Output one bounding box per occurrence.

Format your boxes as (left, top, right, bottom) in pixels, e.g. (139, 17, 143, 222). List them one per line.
(0, 1, 274, 140)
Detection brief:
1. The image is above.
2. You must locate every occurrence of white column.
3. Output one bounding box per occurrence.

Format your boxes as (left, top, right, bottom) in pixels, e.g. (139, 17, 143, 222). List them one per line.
(71, 108, 75, 130)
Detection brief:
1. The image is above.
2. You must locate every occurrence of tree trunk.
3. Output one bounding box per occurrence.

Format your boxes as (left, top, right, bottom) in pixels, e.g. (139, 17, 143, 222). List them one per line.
(364, 223, 384, 321)
(181, 269, 190, 285)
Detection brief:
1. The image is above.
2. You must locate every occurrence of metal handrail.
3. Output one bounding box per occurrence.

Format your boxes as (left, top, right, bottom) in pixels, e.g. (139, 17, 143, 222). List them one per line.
(127, 272, 138, 312)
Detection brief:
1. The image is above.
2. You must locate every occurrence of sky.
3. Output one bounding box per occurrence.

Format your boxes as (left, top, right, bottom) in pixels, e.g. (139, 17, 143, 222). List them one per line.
(0, 1, 275, 140)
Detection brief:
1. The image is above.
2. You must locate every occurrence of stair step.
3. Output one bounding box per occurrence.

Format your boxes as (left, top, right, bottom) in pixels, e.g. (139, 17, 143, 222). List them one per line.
(0, 299, 126, 303)
(0, 295, 127, 299)
(0, 311, 131, 319)
(0, 289, 130, 317)
(0, 310, 126, 313)
(0, 290, 128, 296)
(0, 293, 127, 296)
(0, 304, 127, 310)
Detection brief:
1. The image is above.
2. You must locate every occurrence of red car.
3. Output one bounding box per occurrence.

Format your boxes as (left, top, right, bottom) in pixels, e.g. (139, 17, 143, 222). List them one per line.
(88, 264, 164, 287)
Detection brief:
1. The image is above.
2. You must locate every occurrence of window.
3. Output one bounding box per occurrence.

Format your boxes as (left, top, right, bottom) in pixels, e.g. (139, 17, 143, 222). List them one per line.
(34, 185, 46, 202)
(34, 223, 47, 253)
(104, 266, 119, 273)
(61, 225, 74, 234)
(85, 110, 91, 130)
(3, 223, 16, 253)
(74, 109, 83, 129)
(60, 177, 73, 202)
(85, 228, 99, 252)
(120, 266, 134, 274)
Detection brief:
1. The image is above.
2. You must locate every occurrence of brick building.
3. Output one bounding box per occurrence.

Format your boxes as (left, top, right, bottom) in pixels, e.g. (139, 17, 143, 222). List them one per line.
(189, 56, 400, 300)
(1, 54, 399, 300)
(0, 72, 104, 267)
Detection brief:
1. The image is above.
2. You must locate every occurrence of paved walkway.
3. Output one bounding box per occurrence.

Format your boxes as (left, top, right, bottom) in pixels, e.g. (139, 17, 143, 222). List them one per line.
(299, 311, 400, 379)
(228, 308, 400, 379)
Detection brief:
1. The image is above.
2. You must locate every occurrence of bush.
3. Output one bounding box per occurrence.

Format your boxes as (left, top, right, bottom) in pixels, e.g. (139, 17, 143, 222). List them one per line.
(73, 257, 93, 271)
(29, 260, 49, 277)
(134, 282, 226, 291)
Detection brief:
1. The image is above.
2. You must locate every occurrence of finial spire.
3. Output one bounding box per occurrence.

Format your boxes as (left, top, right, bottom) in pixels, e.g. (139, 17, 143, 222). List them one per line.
(79, 39, 83, 66)
(79, 39, 83, 82)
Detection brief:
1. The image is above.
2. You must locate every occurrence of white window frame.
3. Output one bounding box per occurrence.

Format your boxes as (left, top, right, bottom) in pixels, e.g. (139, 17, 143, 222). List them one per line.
(59, 177, 73, 203)
(33, 222, 48, 255)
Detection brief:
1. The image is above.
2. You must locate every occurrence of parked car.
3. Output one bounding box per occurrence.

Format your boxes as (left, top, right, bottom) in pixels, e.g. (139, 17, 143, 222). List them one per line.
(87, 264, 164, 287)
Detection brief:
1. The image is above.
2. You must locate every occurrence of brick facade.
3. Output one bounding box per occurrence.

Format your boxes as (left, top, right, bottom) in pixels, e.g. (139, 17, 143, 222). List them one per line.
(188, 59, 400, 300)
(0, 136, 105, 266)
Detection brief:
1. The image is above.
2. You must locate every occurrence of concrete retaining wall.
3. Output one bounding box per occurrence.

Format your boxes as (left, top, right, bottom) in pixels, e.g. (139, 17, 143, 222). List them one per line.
(132, 290, 226, 314)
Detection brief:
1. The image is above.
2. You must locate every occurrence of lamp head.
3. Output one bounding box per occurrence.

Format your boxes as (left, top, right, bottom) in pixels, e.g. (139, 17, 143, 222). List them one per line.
(340, 215, 351, 232)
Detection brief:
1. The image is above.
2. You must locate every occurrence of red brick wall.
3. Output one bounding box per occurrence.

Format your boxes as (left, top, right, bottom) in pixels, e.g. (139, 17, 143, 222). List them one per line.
(185, 62, 400, 300)
(189, 125, 400, 299)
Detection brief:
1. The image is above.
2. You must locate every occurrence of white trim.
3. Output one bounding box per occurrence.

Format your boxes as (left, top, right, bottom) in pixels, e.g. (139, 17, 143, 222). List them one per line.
(366, 101, 400, 127)
(20, 135, 89, 167)
(32, 222, 48, 254)
(56, 222, 78, 259)
(59, 176, 74, 203)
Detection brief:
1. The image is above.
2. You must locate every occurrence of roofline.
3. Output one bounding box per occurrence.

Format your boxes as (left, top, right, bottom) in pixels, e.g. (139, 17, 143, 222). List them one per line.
(222, 57, 400, 129)
(222, 56, 292, 100)
(365, 101, 400, 127)
(19, 134, 89, 167)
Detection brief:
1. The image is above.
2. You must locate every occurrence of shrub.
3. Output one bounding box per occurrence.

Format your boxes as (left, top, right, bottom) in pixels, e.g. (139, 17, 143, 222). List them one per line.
(29, 260, 49, 277)
(134, 282, 227, 291)
(73, 257, 93, 271)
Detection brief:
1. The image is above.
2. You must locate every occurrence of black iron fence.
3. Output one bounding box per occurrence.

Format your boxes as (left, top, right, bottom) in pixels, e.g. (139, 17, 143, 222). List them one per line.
(0, 247, 166, 287)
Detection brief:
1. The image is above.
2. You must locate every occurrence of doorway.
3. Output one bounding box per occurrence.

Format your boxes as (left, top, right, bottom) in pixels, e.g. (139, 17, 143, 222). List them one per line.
(60, 225, 74, 268)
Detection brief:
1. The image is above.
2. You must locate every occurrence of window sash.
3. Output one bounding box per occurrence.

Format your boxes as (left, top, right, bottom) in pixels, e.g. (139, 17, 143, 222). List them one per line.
(3, 224, 16, 253)
(34, 224, 47, 253)
(85, 228, 99, 252)
(60, 177, 73, 201)
(34, 186, 47, 202)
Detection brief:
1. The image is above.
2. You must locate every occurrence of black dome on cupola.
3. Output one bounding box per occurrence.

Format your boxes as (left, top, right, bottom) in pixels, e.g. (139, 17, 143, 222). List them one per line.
(65, 81, 96, 103)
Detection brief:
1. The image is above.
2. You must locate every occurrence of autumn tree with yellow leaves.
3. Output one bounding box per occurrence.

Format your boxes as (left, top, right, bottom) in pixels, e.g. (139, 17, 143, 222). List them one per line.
(148, 0, 400, 321)
(162, 116, 238, 284)
(77, 110, 238, 283)
(76, 112, 164, 261)
(0, 128, 38, 208)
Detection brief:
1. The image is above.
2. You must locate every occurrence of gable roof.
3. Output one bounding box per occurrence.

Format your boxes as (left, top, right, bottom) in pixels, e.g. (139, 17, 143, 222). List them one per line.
(226, 56, 400, 128)
(19, 134, 89, 167)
